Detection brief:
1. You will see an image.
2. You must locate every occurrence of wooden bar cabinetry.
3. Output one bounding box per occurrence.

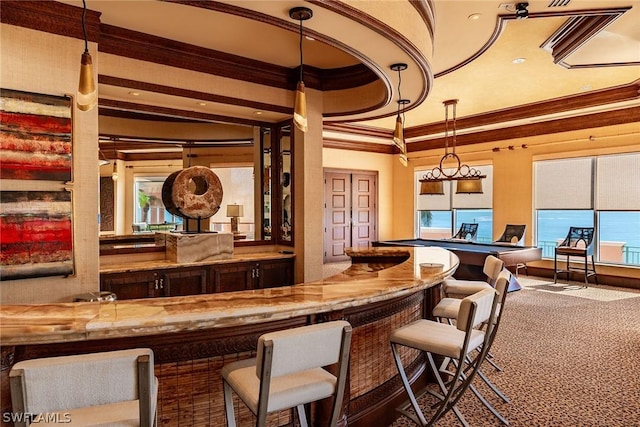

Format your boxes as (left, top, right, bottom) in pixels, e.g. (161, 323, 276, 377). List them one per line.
(100, 256, 294, 299)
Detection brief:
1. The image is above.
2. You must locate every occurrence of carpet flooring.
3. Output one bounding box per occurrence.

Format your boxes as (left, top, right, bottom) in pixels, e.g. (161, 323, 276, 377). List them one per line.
(387, 276, 640, 426)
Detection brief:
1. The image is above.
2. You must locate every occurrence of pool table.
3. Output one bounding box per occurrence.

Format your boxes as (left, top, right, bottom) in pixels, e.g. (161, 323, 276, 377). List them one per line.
(373, 238, 543, 291)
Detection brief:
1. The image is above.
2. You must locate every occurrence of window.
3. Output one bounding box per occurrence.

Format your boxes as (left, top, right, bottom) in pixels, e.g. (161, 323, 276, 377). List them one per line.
(416, 166, 493, 242)
(133, 177, 183, 231)
(534, 153, 640, 266)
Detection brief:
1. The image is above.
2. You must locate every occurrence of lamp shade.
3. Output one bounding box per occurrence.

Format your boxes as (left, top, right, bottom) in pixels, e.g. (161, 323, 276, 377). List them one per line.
(226, 204, 244, 218)
(393, 114, 403, 150)
(293, 81, 307, 132)
(456, 178, 483, 194)
(77, 51, 97, 111)
(420, 180, 444, 195)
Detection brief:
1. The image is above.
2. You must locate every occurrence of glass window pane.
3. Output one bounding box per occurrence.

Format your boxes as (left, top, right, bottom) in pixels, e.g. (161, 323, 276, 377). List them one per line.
(418, 210, 452, 239)
(455, 209, 493, 243)
(598, 211, 640, 265)
(536, 210, 593, 258)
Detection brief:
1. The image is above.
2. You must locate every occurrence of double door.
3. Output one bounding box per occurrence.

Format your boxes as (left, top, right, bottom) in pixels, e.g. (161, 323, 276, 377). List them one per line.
(323, 170, 378, 263)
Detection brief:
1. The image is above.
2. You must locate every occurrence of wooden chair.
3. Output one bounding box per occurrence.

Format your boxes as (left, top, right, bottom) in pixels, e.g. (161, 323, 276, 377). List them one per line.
(222, 321, 352, 427)
(9, 348, 158, 427)
(554, 226, 598, 287)
(451, 223, 479, 241)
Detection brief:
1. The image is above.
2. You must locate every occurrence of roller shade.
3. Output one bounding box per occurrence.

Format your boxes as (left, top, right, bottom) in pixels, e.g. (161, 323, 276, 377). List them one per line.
(597, 153, 640, 210)
(535, 158, 593, 209)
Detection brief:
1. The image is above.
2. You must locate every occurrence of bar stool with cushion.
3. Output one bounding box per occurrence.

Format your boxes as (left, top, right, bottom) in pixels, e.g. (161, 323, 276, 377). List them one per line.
(554, 226, 598, 288)
(451, 223, 479, 242)
(390, 288, 499, 427)
(442, 255, 504, 299)
(432, 271, 512, 425)
(222, 320, 352, 427)
(9, 348, 158, 427)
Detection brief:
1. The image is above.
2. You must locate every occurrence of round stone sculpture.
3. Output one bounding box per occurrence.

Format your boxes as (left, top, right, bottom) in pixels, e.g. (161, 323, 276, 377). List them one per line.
(162, 166, 223, 219)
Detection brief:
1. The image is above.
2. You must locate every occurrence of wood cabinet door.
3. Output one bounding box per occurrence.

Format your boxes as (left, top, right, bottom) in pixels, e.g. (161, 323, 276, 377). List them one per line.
(100, 271, 154, 300)
(258, 258, 294, 289)
(163, 267, 208, 297)
(211, 262, 253, 293)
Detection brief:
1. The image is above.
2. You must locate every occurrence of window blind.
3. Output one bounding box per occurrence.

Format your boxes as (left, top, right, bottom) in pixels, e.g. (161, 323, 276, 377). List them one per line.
(596, 153, 640, 210)
(535, 158, 593, 209)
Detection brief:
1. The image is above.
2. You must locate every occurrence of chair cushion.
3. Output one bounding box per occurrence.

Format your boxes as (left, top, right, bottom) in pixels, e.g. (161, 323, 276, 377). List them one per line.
(555, 246, 587, 255)
(443, 279, 492, 297)
(390, 319, 485, 359)
(28, 399, 141, 426)
(222, 358, 337, 414)
(432, 298, 461, 320)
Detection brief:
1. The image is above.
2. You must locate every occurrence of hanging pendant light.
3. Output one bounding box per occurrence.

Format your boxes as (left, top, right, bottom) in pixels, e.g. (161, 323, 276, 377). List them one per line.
(289, 7, 313, 133)
(390, 63, 409, 166)
(77, 0, 97, 111)
(419, 99, 485, 195)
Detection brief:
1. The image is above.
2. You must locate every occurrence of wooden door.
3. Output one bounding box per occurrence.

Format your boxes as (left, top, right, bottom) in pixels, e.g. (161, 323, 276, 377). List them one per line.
(323, 170, 377, 263)
(351, 173, 377, 249)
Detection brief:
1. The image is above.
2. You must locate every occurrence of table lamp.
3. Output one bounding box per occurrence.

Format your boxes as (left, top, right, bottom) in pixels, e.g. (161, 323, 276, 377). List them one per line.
(226, 204, 244, 234)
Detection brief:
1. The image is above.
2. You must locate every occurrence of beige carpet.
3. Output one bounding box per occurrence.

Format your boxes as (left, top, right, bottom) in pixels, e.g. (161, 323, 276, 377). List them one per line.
(386, 276, 640, 427)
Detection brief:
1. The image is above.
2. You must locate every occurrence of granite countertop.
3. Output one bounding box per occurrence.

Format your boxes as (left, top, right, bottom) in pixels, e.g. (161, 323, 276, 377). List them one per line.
(0, 246, 458, 346)
(100, 251, 296, 274)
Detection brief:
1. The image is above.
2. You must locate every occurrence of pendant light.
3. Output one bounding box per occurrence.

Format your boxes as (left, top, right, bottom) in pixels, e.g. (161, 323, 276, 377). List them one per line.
(390, 63, 409, 167)
(77, 0, 97, 111)
(419, 99, 485, 194)
(289, 7, 313, 133)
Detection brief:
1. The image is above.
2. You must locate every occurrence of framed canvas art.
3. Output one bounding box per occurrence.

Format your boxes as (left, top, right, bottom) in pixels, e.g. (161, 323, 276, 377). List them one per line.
(0, 88, 72, 181)
(0, 190, 74, 281)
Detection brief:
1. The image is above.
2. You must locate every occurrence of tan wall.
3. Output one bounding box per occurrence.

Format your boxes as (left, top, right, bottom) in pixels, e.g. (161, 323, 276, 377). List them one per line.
(1, 25, 100, 304)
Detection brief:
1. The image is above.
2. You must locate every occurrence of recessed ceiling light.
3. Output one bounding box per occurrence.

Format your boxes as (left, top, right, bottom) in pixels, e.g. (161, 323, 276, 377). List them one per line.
(468, 13, 482, 20)
(512, 58, 526, 64)
(580, 85, 592, 91)
(305, 35, 315, 41)
(197, 102, 206, 106)
(254, 111, 263, 115)
(128, 91, 140, 96)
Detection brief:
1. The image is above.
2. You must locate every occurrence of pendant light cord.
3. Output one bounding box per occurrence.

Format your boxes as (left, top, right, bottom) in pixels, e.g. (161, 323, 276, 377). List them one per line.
(82, 0, 89, 53)
(298, 18, 304, 82)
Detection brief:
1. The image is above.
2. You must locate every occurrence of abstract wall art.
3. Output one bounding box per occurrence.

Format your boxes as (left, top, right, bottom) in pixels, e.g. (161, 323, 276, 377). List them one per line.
(0, 88, 72, 181)
(0, 191, 74, 281)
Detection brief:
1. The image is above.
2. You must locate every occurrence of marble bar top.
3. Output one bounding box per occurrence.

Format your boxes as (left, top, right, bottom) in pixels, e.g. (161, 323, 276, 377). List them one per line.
(0, 247, 458, 346)
(100, 251, 296, 274)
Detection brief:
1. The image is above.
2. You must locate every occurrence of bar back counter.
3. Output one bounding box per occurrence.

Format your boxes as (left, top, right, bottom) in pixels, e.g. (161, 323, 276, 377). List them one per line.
(0, 247, 458, 427)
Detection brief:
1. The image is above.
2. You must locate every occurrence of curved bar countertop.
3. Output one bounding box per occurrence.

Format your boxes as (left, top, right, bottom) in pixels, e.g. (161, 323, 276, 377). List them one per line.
(0, 247, 458, 346)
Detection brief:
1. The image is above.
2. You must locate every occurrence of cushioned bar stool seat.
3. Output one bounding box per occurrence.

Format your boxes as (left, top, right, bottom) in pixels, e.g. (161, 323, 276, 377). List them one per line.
(222, 321, 352, 427)
(9, 348, 158, 427)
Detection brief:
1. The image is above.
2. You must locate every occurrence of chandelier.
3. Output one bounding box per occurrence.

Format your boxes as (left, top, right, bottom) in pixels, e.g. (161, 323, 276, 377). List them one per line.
(419, 99, 485, 195)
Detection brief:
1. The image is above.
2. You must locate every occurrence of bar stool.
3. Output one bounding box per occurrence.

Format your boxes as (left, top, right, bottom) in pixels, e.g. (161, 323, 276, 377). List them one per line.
(432, 271, 512, 425)
(442, 255, 504, 298)
(222, 321, 352, 427)
(390, 288, 499, 427)
(554, 226, 598, 287)
(9, 348, 158, 427)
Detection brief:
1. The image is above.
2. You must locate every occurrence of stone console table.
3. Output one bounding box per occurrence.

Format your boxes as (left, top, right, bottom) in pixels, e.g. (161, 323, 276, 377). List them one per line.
(0, 247, 458, 427)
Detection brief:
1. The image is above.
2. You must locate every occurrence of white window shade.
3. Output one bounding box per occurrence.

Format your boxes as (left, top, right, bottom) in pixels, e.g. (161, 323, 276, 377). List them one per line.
(416, 170, 451, 211)
(452, 165, 493, 209)
(597, 153, 640, 210)
(535, 158, 593, 209)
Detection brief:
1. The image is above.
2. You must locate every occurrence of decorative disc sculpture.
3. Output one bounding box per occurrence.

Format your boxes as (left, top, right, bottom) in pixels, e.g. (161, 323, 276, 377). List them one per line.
(162, 166, 223, 220)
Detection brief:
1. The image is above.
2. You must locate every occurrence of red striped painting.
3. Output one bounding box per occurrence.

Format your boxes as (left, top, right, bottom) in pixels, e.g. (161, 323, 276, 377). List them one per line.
(0, 191, 74, 281)
(0, 89, 72, 181)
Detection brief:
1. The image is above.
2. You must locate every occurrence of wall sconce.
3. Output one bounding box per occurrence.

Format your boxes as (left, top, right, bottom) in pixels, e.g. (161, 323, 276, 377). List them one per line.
(390, 63, 409, 167)
(289, 7, 313, 133)
(77, 0, 97, 111)
(226, 204, 244, 234)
